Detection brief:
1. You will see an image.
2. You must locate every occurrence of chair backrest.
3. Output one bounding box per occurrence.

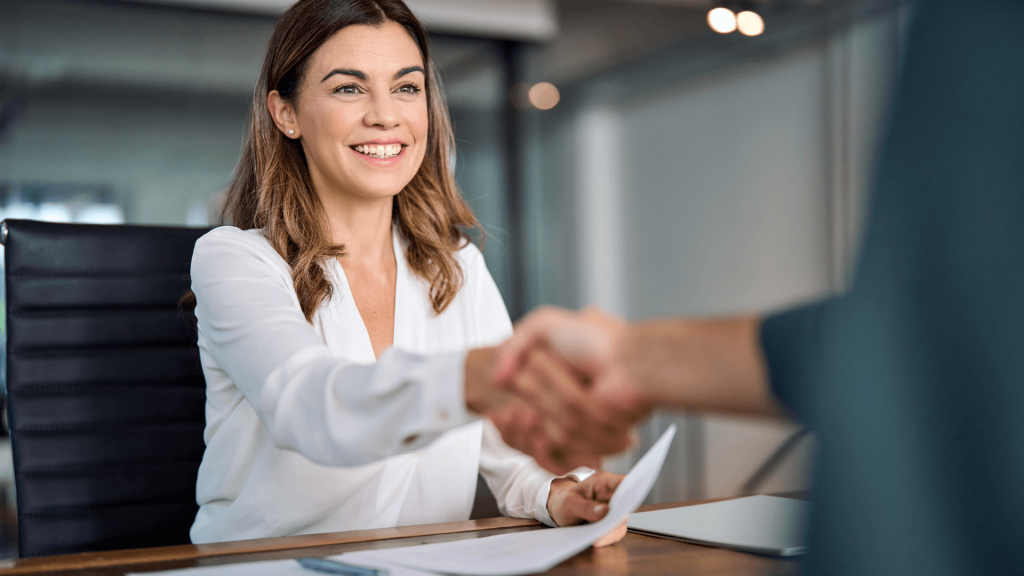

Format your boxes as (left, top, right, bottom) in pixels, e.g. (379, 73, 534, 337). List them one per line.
(2, 219, 208, 557)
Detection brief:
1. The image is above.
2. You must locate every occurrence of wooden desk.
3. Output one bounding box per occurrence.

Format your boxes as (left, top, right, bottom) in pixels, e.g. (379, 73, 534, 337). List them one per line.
(0, 497, 803, 576)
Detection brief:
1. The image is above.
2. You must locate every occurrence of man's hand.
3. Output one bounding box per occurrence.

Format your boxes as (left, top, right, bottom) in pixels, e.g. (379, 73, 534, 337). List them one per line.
(488, 308, 651, 474)
(485, 306, 778, 476)
(546, 471, 628, 546)
(493, 307, 624, 384)
(469, 341, 629, 474)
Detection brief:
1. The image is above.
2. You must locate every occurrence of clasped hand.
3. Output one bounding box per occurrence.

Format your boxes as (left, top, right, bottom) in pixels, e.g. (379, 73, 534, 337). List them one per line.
(487, 307, 651, 475)
(463, 307, 652, 537)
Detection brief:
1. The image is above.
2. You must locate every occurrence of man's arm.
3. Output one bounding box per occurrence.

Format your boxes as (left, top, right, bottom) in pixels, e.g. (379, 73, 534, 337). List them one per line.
(622, 316, 780, 417)
(489, 307, 803, 473)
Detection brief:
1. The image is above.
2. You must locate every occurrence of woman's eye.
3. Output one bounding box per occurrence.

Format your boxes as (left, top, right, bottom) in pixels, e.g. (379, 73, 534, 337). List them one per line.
(334, 84, 361, 95)
(396, 83, 421, 95)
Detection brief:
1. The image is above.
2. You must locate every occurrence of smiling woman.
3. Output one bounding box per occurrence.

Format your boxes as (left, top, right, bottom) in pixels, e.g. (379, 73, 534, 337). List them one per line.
(269, 26, 429, 208)
(227, 1, 471, 323)
(185, 0, 627, 547)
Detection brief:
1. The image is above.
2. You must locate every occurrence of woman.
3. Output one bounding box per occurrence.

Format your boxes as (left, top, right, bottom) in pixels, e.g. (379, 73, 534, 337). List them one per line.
(188, 0, 626, 543)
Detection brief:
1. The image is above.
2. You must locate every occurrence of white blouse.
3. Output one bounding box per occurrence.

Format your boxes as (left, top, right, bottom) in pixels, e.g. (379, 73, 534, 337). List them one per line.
(188, 226, 574, 544)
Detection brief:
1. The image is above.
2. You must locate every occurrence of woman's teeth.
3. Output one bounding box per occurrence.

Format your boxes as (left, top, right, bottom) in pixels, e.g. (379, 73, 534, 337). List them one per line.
(354, 144, 402, 158)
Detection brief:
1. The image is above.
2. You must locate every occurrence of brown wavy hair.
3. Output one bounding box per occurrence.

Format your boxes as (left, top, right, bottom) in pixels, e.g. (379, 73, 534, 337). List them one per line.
(211, 0, 479, 321)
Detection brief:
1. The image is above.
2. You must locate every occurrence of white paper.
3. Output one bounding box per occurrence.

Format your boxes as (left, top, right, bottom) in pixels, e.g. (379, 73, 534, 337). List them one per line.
(128, 557, 436, 576)
(626, 494, 808, 557)
(132, 425, 676, 576)
(341, 424, 677, 576)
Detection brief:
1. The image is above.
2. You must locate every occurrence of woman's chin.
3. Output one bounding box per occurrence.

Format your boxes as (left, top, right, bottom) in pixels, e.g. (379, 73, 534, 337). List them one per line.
(338, 188, 404, 203)
(322, 175, 412, 203)
(345, 170, 418, 198)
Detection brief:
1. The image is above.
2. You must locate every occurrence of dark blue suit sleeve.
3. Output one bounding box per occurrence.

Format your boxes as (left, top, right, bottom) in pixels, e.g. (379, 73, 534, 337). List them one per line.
(760, 299, 832, 425)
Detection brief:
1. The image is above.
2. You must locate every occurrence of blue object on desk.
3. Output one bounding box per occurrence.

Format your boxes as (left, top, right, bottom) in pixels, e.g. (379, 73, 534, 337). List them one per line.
(297, 557, 387, 575)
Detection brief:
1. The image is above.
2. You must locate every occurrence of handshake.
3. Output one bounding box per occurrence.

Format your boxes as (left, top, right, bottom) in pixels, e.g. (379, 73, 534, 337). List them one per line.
(464, 306, 777, 475)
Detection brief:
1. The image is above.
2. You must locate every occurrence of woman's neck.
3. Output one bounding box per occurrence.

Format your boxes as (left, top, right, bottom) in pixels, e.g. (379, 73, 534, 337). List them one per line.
(321, 192, 396, 268)
(319, 190, 399, 360)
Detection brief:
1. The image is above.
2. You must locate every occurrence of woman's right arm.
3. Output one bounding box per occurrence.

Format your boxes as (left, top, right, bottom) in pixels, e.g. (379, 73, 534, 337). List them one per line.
(192, 228, 479, 467)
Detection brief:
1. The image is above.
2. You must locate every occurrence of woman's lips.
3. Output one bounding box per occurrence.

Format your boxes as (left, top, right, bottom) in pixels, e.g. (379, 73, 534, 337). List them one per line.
(353, 143, 403, 158)
(350, 144, 406, 167)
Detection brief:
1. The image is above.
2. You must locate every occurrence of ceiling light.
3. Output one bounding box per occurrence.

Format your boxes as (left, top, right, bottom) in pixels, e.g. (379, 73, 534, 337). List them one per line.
(707, 7, 737, 34)
(528, 82, 560, 110)
(737, 11, 765, 36)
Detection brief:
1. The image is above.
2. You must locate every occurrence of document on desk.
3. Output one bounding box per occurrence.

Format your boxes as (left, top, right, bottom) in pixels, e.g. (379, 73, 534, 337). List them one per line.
(130, 425, 675, 576)
(339, 424, 677, 576)
(128, 557, 437, 576)
(627, 494, 809, 557)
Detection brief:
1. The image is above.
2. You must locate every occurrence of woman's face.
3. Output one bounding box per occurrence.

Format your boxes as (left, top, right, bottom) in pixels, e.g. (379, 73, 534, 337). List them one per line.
(272, 22, 429, 202)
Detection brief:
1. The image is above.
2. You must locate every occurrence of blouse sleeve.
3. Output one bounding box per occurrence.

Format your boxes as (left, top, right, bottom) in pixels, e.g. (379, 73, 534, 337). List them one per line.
(462, 246, 595, 526)
(191, 227, 477, 467)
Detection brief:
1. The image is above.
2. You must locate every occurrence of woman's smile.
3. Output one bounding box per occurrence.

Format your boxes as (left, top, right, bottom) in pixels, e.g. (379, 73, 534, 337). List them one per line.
(350, 139, 407, 167)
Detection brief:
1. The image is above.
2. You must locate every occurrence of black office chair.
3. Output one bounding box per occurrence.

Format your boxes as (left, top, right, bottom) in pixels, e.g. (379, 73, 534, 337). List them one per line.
(1, 219, 208, 557)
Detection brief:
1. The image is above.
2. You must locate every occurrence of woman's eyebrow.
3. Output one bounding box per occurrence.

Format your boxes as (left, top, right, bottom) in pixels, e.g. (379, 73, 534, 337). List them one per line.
(320, 66, 423, 83)
(394, 66, 424, 80)
(321, 68, 367, 82)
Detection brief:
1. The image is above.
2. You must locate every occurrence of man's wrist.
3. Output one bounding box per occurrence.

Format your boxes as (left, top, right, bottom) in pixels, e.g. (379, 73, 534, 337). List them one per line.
(622, 316, 776, 415)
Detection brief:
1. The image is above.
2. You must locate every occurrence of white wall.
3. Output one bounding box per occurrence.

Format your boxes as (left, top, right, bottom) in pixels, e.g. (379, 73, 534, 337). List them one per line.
(552, 8, 904, 502)
(620, 45, 831, 319)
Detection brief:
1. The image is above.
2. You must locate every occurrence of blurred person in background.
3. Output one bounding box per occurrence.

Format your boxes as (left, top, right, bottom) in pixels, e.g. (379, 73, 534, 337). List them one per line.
(491, 0, 1024, 574)
(186, 0, 625, 544)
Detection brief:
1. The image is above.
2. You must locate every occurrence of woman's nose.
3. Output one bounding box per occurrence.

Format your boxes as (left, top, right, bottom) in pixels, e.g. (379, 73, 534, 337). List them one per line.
(364, 93, 400, 129)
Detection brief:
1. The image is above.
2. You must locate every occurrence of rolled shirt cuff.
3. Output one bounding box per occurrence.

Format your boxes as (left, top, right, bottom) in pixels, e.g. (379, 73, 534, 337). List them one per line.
(534, 467, 597, 528)
(427, 349, 478, 430)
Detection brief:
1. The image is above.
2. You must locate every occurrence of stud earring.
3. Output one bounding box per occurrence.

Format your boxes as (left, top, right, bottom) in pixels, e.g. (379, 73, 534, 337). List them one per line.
(288, 129, 295, 135)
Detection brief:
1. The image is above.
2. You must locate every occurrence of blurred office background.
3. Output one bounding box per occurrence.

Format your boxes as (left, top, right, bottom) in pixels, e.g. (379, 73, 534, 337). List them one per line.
(0, 0, 909, 556)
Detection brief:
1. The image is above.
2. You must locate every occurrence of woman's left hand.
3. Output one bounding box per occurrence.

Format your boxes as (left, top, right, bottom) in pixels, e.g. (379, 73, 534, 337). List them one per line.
(546, 471, 628, 547)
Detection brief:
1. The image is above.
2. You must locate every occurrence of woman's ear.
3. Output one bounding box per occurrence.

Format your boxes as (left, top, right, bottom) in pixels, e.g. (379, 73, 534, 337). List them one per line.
(268, 90, 300, 139)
